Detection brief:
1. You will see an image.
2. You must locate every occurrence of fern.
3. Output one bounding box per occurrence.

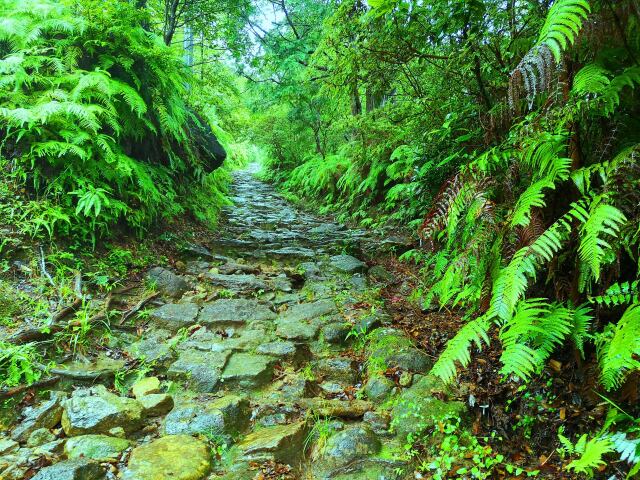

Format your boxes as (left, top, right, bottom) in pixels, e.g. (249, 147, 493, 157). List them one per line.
(560, 433, 614, 477)
(590, 280, 640, 307)
(577, 196, 626, 283)
(510, 0, 590, 108)
(430, 315, 492, 383)
(596, 303, 640, 391)
(499, 299, 573, 380)
(537, 0, 591, 62)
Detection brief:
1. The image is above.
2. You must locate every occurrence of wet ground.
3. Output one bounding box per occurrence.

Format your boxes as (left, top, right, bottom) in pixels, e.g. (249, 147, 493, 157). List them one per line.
(0, 164, 463, 480)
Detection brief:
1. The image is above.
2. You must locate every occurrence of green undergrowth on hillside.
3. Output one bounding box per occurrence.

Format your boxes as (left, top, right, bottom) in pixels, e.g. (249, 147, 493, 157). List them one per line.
(0, 0, 249, 248)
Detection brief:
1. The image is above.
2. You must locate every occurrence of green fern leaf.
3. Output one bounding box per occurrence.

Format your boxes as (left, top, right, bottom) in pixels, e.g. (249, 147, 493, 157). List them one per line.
(430, 316, 492, 383)
(596, 303, 640, 391)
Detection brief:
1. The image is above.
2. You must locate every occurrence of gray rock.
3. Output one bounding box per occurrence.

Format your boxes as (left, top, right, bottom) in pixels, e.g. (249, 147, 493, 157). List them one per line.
(368, 265, 395, 283)
(50, 353, 126, 382)
(239, 421, 307, 465)
(185, 260, 211, 274)
(163, 395, 250, 440)
(205, 273, 267, 292)
(321, 322, 351, 344)
(11, 391, 67, 442)
(31, 459, 105, 480)
(131, 377, 160, 398)
(391, 375, 467, 438)
(34, 439, 65, 456)
(125, 329, 175, 367)
(364, 375, 395, 403)
(167, 349, 230, 392)
(275, 300, 337, 341)
(309, 223, 343, 234)
(313, 425, 381, 476)
(120, 435, 210, 480)
(221, 353, 276, 389)
(0, 438, 18, 455)
(199, 299, 275, 327)
(330, 255, 367, 273)
(64, 435, 130, 462)
(315, 357, 358, 384)
(267, 247, 315, 258)
(182, 242, 216, 259)
(256, 341, 298, 360)
(149, 303, 199, 332)
(61, 385, 143, 436)
(272, 274, 293, 293)
(298, 262, 323, 280)
(363, 411, 391, 435)
(366, 328, 432, 374)
(139, 394, 174, 417)
(26, 428, 55, 447)
(147, 267, 189, 299)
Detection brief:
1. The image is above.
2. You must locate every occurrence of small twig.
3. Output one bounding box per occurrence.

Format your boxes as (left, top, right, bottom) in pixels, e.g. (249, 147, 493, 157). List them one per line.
(38, 246, 56, 288)
(0, 376, 61, 400)
(119, 292, 159, 325)
(540, 449, 555, 467)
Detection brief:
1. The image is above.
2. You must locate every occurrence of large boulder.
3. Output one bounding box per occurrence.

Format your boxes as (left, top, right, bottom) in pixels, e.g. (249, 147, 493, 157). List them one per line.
(330, 255, 367, 274)
(163, 395, 250, 441)
(11, 391, 67, 442)
(391, 375, 467, 439)
(276, 300, 337, 341)
(31, 459, 105, 480)
(120, 435, 211, 480)
(220, 353, 276, 389)
(61, 386, 143, 436)
(366, 328, 432, 374)
(146, 267, 189, 299)
(239, 421, 307, 465)
(188, 111, 226, 173)
(167, 349, 230, 392)
(205, 273, 267, 292)
(64, 435, 130, 462)
(312, 425, 381, 477)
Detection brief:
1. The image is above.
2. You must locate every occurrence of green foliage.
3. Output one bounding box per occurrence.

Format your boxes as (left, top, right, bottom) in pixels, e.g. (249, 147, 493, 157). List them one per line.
(0, 341, 43, 388)
(558, 430, 614, 477)
(0, 0, 237, 242)
(595, 303, 640, 391)
(536, 0, 591, 62)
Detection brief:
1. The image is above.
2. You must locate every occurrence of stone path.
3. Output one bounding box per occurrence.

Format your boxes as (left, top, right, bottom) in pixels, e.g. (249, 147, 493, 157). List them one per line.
(1, 164, 465, 480)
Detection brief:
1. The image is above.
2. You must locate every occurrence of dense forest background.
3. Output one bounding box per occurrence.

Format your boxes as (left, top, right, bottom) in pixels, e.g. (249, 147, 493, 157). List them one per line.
(1, 0, 640, 478)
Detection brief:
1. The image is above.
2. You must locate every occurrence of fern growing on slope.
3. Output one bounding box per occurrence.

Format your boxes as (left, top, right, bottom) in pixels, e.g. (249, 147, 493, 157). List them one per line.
(509, 0, 591, 109)
(596, 303, 640, 391)
(0, 0, 229, 241)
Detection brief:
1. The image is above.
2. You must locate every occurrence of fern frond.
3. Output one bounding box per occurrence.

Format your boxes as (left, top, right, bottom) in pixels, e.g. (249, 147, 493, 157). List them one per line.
(596, 303, 640, 391)
(537, 0, 591, 62)
(430, 315, 492, 383)
(589, 280, 640, 307)
(510, 178, 555, 227)
(578, 197, 626, 282)
(565, 434, 613, 476)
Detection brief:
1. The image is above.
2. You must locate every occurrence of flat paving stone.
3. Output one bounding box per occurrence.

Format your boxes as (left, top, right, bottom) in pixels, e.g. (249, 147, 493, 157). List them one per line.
(221, 353, 276, 389)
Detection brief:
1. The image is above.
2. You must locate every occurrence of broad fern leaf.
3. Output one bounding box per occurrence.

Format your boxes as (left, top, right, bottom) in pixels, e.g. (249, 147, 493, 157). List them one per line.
(538, 0, 591, 62)
(565, 434, 613, 476)
(596, 303, 640, 391)
(430, 315, 492, 383)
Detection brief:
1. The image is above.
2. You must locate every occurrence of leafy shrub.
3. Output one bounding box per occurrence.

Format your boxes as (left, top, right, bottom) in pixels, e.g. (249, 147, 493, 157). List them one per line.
(0, 0, 228, 242)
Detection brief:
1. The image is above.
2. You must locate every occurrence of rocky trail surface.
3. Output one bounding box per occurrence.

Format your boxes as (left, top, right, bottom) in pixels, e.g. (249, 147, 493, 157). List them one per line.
(1, 164, 465, 480)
